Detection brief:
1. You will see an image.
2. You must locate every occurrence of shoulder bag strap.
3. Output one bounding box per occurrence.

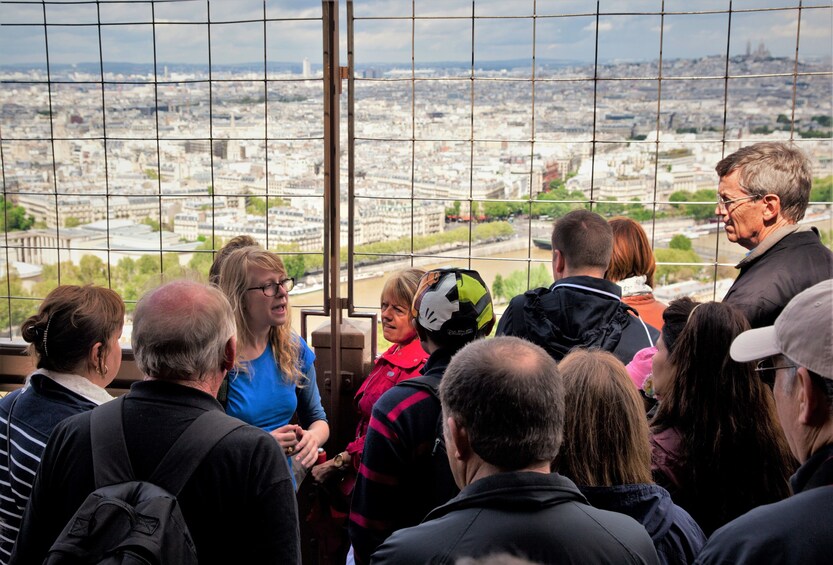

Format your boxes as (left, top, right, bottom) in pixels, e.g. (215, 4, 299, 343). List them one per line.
(149, 410, 247, 496)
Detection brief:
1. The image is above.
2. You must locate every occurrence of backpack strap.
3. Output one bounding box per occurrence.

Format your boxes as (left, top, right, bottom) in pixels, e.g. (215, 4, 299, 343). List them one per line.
(398, 374, 441, 398)
(397, 374, 445, 455)
(90, 396, 134, 489)
(90, 396, 247, 496)
(149, 409, 245, 496)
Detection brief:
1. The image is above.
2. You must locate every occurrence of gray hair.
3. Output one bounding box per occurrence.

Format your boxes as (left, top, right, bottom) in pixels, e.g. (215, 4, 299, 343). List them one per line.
(133, 280, 236, 381)
(440, 336, 565, 470)
(715, 142, 812, 222)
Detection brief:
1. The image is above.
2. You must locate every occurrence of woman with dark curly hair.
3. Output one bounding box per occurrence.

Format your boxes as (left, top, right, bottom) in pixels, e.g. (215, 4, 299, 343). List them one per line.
(0, 285, 124, 564)
(649, 298, 795, 535)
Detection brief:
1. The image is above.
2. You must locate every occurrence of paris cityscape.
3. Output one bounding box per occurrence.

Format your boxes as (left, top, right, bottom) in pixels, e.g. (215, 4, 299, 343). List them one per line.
(1, 26, 831, 337)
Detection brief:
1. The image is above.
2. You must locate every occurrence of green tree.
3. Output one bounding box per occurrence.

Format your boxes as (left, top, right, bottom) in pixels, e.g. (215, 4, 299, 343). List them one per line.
(79, 255, 108, 285)
(811, 176, 832, 202)
(669, 234, 693, 251)
(187, 241, 215, 279)
(668, 189, 716, 221)
(141, 217, 161, 231)
(499, 265, 552, 299)
(812, 115, 832, 128)
(64, 216, 82, 228)
(246, 196, 288, 216)
(283, 254, 306, 281)
(491, 274, 505, 302)
(445, 200, 462, 218)
(534, 186, 586, 218)
(0, 198, 35, 231)
(482, 201, 516, 220)
(137, 255, 160, 275)
(0, 275, 39, 339)
(654, 248, 704, 284)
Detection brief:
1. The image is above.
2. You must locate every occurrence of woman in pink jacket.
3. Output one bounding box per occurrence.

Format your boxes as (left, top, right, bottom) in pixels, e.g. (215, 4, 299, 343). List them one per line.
(312, 268, 427, 484)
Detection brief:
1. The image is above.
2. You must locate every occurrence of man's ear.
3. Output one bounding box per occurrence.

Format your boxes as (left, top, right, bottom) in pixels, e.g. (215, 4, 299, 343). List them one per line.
(797, 368, 827, 427)
(222, 337, 236, 372)
(552, 249, 565, 279)
(447, 417, 471, 461)
(762, 193, 782, 222)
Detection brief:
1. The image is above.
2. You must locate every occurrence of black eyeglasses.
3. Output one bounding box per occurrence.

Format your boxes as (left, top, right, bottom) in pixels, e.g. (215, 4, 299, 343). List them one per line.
(755, 359, 797, 388)
(246, 278, 295, 297)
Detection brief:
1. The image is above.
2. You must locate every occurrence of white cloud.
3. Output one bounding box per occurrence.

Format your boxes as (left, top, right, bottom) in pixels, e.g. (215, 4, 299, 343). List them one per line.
(582, 20, 615, 33)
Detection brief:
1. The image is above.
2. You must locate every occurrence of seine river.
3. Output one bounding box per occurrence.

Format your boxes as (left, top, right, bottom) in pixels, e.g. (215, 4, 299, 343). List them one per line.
(287, 243, 553, 335)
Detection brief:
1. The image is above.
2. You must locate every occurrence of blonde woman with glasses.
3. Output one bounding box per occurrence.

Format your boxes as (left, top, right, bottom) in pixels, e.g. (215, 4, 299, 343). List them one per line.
(216, 246, 328, 482)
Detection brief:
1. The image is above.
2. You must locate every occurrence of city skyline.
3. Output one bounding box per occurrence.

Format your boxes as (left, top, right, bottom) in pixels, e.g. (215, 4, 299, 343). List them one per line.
(1, 0, 831, 70)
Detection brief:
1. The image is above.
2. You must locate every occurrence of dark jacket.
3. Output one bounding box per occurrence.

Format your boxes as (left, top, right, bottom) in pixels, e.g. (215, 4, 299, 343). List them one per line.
(349, 348, 459, 565)
(371, 471, 659, 565)
(0, 374, 98, 564)
(723, 226, 833, 328)
(580, 483, 706, 565)
(9, 380, 300, 565)
(497, 276, 659, 364)
(695, 443, 833, 564)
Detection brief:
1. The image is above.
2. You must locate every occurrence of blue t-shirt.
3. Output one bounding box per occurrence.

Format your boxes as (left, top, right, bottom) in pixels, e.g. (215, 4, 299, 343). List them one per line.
(225, 337, 326, 433)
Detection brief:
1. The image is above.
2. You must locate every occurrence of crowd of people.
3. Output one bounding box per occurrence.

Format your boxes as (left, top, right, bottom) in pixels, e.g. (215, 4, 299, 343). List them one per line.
(0, 141, 830, 564)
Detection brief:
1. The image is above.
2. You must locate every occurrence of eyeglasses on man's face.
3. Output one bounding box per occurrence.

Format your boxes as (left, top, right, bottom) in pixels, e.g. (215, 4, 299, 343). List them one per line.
(716, 193, 762, 213)
(246, 278, 295, 297)
(755, 358, 797, 388)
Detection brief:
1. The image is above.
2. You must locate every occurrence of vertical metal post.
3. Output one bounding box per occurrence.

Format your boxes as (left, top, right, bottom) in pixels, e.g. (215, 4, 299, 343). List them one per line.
(322, 0, 342, 425)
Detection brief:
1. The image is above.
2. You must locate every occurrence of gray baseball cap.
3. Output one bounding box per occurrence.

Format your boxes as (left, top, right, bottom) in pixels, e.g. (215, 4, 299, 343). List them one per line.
(730, 279, 833, 379)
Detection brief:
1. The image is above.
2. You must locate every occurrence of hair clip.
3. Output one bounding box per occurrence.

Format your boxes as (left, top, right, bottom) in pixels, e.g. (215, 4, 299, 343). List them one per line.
(42, 314, 52, 358)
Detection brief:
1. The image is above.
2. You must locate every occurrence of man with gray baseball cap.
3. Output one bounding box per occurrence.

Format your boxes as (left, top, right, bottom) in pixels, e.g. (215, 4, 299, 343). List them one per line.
(696, 279, 833, 564)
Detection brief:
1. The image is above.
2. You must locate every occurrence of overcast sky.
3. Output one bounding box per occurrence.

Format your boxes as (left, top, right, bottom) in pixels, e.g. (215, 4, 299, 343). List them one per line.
(1, 0, 831, 68)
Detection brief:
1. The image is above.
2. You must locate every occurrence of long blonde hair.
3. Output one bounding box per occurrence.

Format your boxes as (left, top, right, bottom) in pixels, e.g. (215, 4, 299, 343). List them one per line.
(558, 349, 653, 486)
(217, 247, 302, 385)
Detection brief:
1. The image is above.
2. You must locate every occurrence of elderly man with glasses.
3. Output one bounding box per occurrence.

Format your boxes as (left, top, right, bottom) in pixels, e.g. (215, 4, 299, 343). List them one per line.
(715, 141, 832, 328)
(695, 279, 833, 564)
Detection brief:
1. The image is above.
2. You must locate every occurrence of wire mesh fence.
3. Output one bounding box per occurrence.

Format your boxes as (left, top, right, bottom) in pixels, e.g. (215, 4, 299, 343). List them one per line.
(1, 0, 831, 341)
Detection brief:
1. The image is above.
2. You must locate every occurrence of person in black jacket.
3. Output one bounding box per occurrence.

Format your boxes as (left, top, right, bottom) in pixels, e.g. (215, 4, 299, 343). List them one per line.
(497, 209, 658, 364)
(371, 336, 659, 565)
(349, 268, 495, 565)
(715, 142, 833, 328)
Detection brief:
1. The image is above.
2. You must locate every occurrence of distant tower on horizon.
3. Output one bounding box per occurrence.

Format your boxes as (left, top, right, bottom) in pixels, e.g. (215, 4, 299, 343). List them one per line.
(302, 57, 311, 78)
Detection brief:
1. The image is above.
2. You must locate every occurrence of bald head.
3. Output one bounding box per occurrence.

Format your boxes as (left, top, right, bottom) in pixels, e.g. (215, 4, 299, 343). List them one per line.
(133, 280, 236, 382)
(440, 337, 565, 470)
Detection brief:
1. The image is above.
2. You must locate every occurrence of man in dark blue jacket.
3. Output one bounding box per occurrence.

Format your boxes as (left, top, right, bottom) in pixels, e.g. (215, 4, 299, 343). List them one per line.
(716, 142, 833, 328)
(372, 336, 659, 564)
(497, 209, 657, 364)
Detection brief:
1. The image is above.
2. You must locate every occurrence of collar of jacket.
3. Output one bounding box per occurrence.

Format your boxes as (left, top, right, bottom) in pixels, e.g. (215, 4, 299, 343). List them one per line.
(423, 471, 588, 522)
(790, 442, 833, 493)
(379, 336, 427, 370)
(549, 276, 624, 301)
(736, 224, 818, 269)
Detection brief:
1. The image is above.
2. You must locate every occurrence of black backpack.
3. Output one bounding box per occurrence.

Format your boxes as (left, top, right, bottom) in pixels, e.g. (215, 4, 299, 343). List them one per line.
(43, 397, 245, 564)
